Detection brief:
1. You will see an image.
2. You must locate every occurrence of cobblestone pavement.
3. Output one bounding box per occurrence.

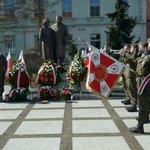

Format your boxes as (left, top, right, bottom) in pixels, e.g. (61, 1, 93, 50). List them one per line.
(0, 86, 150, 150)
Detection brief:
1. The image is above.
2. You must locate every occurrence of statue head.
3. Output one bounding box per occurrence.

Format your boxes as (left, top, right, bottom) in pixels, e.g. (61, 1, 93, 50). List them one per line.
(43, 18, 50, 27)
(56, 15, 62, 24)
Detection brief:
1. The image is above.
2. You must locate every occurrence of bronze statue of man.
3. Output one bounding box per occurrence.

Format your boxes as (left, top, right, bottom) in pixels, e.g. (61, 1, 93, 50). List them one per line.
(39, 18, 54, 60)
(51, 15, 69, 65)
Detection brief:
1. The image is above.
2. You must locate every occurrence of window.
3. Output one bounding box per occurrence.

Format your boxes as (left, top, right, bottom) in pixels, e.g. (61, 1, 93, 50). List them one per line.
(90, 34, 101, 49)
(5, 36, 15, 51)
(4, 0, 15, 18)
(34, 0, 44, 18)
(90, 0, 100, 17)
(62, 0, 72, 18)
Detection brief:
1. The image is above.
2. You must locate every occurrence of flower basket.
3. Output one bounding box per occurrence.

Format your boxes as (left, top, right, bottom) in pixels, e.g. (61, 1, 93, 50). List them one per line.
(8, 61, 30, 89)
(66, 52, 87, 91)
(59, 88, 73, 100)
(36, 61, 63, 87)
(38, 86, 53, 100)
(8, 88, 29, 101)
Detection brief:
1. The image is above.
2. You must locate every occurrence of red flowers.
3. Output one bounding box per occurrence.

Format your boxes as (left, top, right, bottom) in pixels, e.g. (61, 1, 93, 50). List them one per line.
(59, 88, 72, 100)
(39, 86, 53, 99)
(8, 61, 30, 89)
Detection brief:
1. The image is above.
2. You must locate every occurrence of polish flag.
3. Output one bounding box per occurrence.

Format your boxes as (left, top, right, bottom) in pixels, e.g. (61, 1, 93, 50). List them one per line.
(5, 51, 13, 79)
(18, 50, 25, 64)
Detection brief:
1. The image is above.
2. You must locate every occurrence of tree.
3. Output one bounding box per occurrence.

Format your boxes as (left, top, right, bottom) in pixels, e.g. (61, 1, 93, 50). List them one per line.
(105, 0, 137, 49)
(0, 0, 57, 52)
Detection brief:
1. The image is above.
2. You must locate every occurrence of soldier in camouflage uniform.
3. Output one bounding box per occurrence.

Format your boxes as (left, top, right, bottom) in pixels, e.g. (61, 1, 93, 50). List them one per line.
(123, 44, 138, 112)
(119, 44, 131, 105)
(0, 53, 7, 100)
(129, 42, 150, 133)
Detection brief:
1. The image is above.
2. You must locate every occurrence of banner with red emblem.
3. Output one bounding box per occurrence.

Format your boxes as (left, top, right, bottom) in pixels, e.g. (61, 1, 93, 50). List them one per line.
(86, 46, 124, 99)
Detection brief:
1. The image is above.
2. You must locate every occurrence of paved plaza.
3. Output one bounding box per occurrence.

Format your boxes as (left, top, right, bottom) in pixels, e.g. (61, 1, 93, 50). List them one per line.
(0, 85, 150, 150)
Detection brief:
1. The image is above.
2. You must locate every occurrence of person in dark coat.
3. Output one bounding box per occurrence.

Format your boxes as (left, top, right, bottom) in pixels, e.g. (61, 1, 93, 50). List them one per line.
(39, 18, 54, 60)
(0, 53, 7, 100)
(51, 15, 69, 65)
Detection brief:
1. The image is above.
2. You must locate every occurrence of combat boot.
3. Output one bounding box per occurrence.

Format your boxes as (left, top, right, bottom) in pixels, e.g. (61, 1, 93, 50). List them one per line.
(125, 106, 137, 112)
(123, 100, 131, 105)
(129, 123, 144, 134)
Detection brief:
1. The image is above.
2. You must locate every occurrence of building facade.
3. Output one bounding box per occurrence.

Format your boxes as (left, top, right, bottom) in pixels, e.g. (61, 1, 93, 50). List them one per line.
(0, 0, 147, 58)
(146, 0, 150, 38)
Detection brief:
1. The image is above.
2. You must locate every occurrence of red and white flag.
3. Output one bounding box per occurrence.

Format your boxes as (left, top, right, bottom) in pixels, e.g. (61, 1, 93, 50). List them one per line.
(86, 46, 124, 99)
(18, 50, 25, 64)
(5, 51, 13, 79)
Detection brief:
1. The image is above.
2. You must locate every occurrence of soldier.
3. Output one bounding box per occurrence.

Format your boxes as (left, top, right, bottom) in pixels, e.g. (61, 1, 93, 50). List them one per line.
(119, 44, 131, 105)
(0, 53, 7, 100)
(39, 18, 54, 60)
(51, 15, 69, 65)
(129, 42, 150, 133)
(123, 44, 138, 112)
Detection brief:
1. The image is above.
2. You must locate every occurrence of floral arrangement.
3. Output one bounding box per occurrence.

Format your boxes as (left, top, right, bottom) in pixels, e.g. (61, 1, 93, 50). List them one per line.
(36, 61, 63, 87)
(38, 86, 53, 100)
(66, 51, 87, 91)
(38, 86, 58, 100)
(8, 61, 30, 89)
(59, 88, 73, 100)
(8, 88, 29, 101)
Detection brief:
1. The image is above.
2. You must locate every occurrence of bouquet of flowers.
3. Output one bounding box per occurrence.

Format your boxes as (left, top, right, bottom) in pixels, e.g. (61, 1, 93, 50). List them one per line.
(8, 61, 30, 89)
(59, 88, 73, 100)
(66, 51, 87, 91)
(8, 88, 29, 101)
(38, 86, 53, 100)
(36, 61, 63, 87)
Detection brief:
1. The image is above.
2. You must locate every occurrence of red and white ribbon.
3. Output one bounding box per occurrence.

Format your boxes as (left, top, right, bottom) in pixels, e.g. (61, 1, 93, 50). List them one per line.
(137, 74, 150, 95)
(50, 65, 56, 84)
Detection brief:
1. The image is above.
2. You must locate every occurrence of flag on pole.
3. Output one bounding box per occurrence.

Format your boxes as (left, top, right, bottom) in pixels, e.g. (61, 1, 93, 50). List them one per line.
(18, 50, 25, 64)
(5, 51, 13, 79)
(86, 46, 124, 99)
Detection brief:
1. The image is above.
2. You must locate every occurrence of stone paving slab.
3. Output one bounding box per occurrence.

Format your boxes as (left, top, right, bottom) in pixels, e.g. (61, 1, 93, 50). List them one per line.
(14, 121, 63, 135)
(73, 120, 120, 133)
(0, 122, 12, 135)
(73, 137, 130, 150)
(26, 109, 65, 119)
(73, 108, 110, 118)
(3, 138, 61, 150)
(0, 110, 22, 119)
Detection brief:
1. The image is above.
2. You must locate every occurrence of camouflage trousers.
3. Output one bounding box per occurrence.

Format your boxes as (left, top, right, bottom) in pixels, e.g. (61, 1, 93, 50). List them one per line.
(126, 77, 137, 107)
(122, 75, 130, 101)
(138, 82, 150, 124)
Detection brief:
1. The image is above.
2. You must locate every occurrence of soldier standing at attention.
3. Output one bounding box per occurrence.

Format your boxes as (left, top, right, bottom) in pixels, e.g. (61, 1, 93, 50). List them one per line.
(123, 44, 138, 112)
(0, 53, 7, 100)
(51, 15, 69, 65)
(129, 42, 150, 133)
(39, 18, 54, 60)
(119, 44, 131, 105)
